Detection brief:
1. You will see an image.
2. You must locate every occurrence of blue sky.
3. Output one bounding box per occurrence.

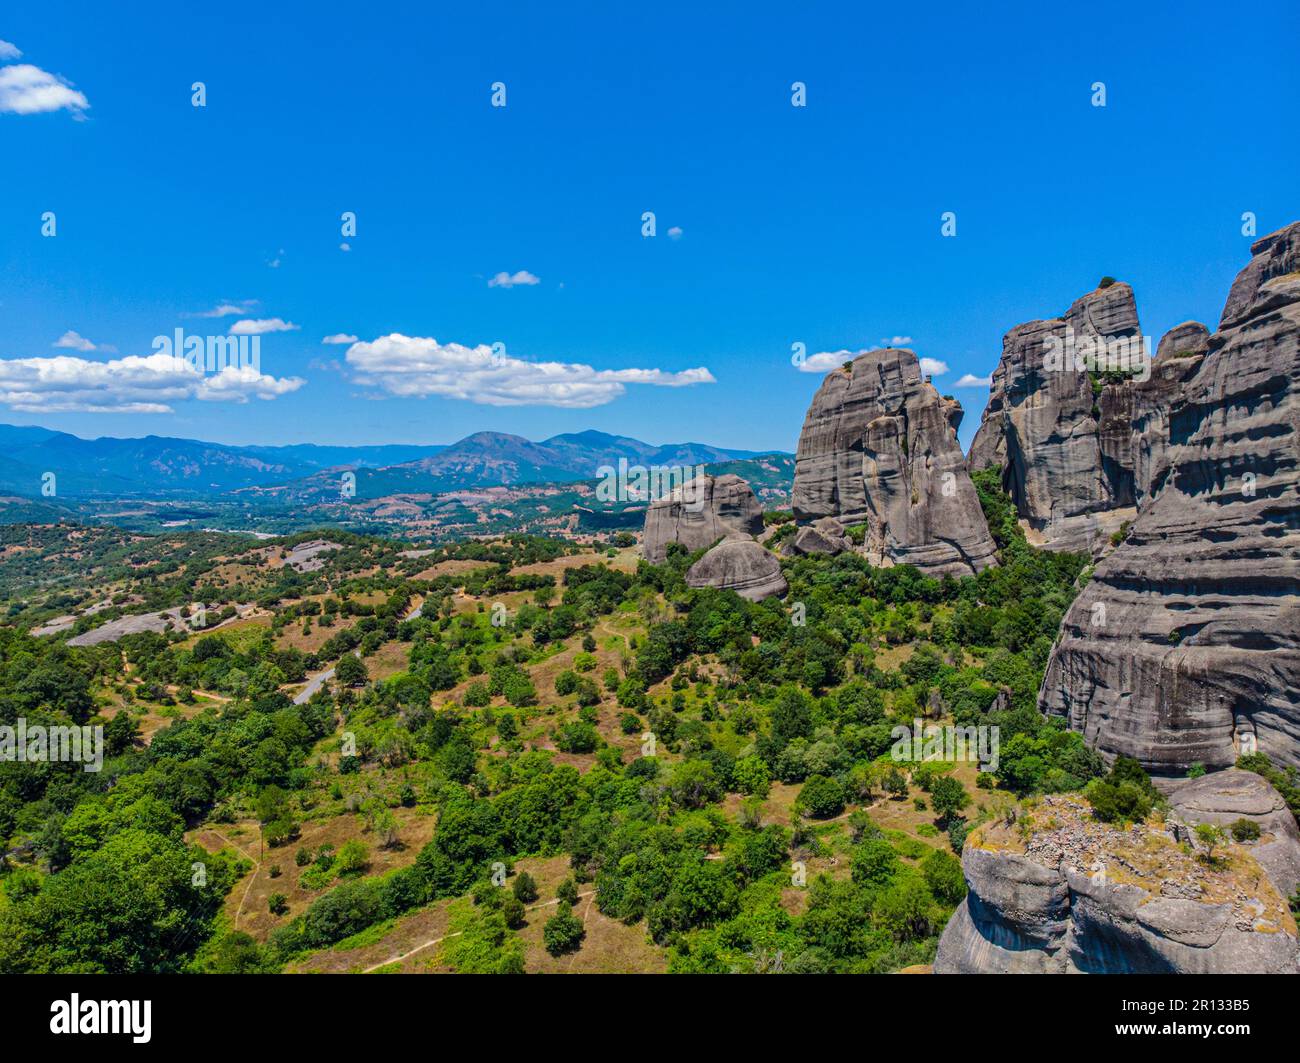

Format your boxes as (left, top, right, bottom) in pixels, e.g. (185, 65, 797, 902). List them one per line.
(1, 0, 1296, 453)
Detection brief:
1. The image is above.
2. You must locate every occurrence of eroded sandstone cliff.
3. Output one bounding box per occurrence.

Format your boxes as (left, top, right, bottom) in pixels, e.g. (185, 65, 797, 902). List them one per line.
(967, 282, 1143, 554)
(791, 348, 997, 576)
(1039, 223, 1300, 775)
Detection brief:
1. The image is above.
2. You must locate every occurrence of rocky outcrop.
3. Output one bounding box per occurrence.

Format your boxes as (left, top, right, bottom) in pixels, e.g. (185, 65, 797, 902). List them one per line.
(641, 473, 764, 565)
(685, 537, 788, 601)
(1039, 223, 1300, 775)
(1170, 769, 1300, 900)
(791, 348, 997, 576)
(780, 516, 850, 557)
(967, 282, 1144, 554)
(934, 793, 1299, 974)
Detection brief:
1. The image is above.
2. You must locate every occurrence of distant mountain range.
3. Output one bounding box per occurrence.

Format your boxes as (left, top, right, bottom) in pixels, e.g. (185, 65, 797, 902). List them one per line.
(0, 424, 775, 500)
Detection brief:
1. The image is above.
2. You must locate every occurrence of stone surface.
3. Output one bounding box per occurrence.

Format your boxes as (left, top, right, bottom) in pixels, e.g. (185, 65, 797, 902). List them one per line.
(1039, 223, 1300, 775)
(967, 282, 1144, 554)
(791, 348, 997, 576)
(684, 537, 788, 601)
(1132, 321, 1211, 509)
(934, 794, 1298, 974)
(641, 473, 764, 565)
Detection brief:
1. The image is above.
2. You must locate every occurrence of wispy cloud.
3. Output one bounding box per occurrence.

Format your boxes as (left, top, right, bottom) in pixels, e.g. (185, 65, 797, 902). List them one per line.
(881, 335, 913, 346)
(487, 270, 540, 288)
(346, 334, 714, 408)
(954, 373, 993, 387)
(919, 357, 948, 376)
(0, 63, 89, 116)
(321, 333, 358, 345)
(0, 40, 22, 60)
(667, 226, 683, 240)
(0, 353, 303, 413)
(53, 330, 101, 352)
(229, 318, 299, 336)
(184, 300, 259, 319)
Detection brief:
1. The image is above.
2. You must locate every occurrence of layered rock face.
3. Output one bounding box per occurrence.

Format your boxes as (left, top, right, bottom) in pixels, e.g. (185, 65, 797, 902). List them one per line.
(641, 473, 764, 565)
(967, 283, 1143, 554)
(1039, 223, 1300, 775)
(791, 348, 997, 576)
(1131, 321, 1211, 509)
(685, 537, 788, 601)
(934, 790, 1299, 975)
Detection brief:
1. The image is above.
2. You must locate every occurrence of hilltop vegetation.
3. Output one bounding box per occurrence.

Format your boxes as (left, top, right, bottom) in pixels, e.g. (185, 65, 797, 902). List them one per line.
(5, 477, 1284, 974)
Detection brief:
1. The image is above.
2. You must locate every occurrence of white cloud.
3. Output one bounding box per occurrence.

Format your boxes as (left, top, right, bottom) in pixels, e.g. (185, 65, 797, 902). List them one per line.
(798, 347, 946, 377)
(322, 333, 358, 345)
(880, 335, 913, 347)
(0, 352, 303, 413)
(798, 349, 857, 374)
(954, 373, 993, 387)
(53, 330, 97, 352)
(0, 64, 89, 116)
(667, 226, 683, 240)
(346, 334, 714, 408)
(185, 300, 258, 319)
(339, 242, 351, 252)
(229, 318, 299, 336)
(0, 40, 22, 60)
(487, 270, 540, 288)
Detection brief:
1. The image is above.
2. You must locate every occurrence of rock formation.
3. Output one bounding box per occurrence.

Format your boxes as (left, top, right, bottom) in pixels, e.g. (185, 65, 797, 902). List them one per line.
(685, 537, 788, 601)
(1039, 222, 1300, 775)
(780, 516, 850, 557)
(641, 473, 764, 565)
(791, 348, 997, 576)
(967, 282, 1143, 554)
(934, 791, 1298, 974)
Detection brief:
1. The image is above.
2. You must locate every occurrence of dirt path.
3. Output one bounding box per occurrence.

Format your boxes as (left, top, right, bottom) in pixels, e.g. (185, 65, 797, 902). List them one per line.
(359, 890, 597, 973)
(201, 827, 263, 930)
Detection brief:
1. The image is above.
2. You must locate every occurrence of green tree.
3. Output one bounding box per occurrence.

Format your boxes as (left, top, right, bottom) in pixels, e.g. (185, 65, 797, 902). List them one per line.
(542, 909, 585, 956)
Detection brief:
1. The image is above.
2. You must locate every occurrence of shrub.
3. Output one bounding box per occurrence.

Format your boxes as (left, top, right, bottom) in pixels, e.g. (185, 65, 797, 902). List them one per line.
(512, 871, 538, 903)
(556, 877, 579, 907)
(1229, 817, 1261, 842)
(501, 896, 526, 929)
(542, 910, 585, 956)
(797, 775, 846, 818)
